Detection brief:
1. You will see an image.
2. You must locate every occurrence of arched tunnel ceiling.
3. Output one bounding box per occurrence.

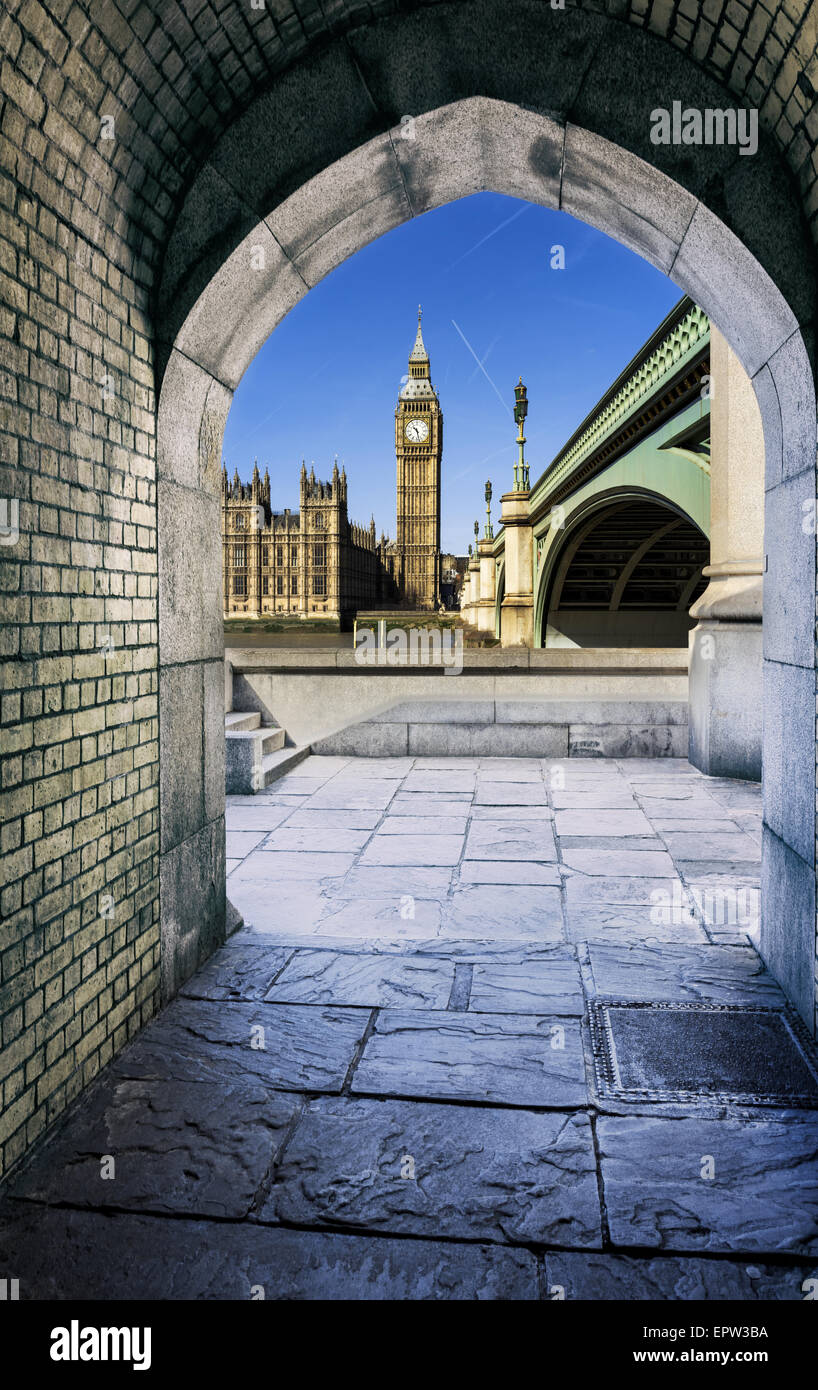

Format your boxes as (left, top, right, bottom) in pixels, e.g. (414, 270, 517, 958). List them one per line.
(16, 0, 811, 355)
(552, 499, 709, 613)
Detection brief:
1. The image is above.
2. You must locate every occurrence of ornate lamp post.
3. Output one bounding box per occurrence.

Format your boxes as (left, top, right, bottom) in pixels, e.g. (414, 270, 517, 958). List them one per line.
(513, 377, 530, 491)
(484, 479, 493, 539)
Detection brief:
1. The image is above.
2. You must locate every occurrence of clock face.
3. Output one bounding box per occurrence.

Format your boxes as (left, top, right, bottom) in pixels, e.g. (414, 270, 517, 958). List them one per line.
(404, 417, 430, 443)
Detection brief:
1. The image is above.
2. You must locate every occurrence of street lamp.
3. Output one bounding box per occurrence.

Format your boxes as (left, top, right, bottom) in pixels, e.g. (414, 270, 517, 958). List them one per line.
(513, 377, 530, 491)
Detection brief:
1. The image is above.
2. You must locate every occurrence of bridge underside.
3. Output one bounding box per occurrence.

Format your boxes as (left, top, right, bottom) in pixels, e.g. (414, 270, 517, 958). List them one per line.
(543, 498, 709, 648)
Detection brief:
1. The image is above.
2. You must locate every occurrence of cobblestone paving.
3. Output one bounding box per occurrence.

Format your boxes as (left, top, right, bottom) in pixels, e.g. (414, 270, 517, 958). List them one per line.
(3, 758, 818, 1301)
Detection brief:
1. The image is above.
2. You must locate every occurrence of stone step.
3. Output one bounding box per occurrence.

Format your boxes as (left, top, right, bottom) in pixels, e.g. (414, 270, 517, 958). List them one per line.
(225, 711, 261, 732)
(261, 727, 285, 754)
(226, 712, 290, 793)
(261, 744, 310, 785)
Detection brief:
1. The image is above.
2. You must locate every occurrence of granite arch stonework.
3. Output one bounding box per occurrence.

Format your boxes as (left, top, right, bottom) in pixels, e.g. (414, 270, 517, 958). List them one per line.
(2, 0, 818, 1179)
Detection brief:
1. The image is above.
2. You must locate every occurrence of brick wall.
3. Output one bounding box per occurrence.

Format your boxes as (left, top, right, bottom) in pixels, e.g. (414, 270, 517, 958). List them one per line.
(0, 0, 164, 1178)
(1, 0, 817, 1178)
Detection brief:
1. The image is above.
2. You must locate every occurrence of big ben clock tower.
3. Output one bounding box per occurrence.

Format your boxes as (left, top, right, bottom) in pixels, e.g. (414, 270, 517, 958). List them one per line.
(395, 306, 442, 609)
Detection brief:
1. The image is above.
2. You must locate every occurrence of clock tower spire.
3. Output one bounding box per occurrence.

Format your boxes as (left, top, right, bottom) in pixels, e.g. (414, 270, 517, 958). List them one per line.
(395, 305, 442, 608)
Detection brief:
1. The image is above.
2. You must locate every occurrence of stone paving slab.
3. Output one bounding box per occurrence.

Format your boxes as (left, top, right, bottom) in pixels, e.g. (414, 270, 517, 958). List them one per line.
(232, 850, 357, 879)
(555, 810, 655, 837)
(442, 884, 564, 940)
(224, 806, 294, 831)
(566, 904, 706, 946)
(401, 771, 476, 793)
(649, 817, 746, 833)
(477, 759, 545, 777)
(661, 831, 761, 861)
(676, 857, 762, 879)
(308, 781, 402, 809)
(266, 950, 454, 1007)
(563, 873, 687, 906)
(543, 1250, 812, 1301)
(283, 807, 383, 829)
(473, 783, 549, 806)
(415, 940, 571, 963)
(705, 779, 764, 803)
(469, 803, 553, 820)
(181, 942, 291, 1000)
(0, 1202, 538, 1300)
(261, 827, 373, 854)
(469, 958, 584, 1015)
(561, 849, 678, 877)
(630, 785, 725, 805)
(684, 877, 760, 929)
(228, 881, 341, 933)
(332, 759, 415, 778)
(378, 815, 469, 835)
(313, 897, 443, 938)
(359, 833, 464, 866)
(598, 1115, 818, 1254)
(464, 819, 557, 862)
(560, 836, 664, 854)
(636, 796, 733, 819)
(334, 866, 454, 898)
(351, 1009, 587, 1106)
(619, 760, 700, 777)
(586, 943, 787, 1004)
(410, 757, 479, 769)
(459, 860, 561, 886)
(225, 831, 267, 857)
(477, 768, 545, 784)
(552, 790, 639, 810)
(8, 1078, 298, 1220)
(390, 795, 473, 814)
(113, 998, 370, 1093)
(292, 756, 351, 775)
(262, 1098, 601, 1247)
(273, 776, 338, 796)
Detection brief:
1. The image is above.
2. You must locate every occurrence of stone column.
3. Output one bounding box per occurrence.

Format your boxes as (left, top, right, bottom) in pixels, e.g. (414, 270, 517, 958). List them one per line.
(463, 553, 480, 626)
(475, 538, 497, 632)
(688, 325, 764, 780)
(499, 486, 534, 646)
(459, 568, 471, 622)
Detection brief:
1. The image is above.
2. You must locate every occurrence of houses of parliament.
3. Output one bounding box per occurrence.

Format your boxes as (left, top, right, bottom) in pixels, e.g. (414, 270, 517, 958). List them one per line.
(222, 310, 443, 623)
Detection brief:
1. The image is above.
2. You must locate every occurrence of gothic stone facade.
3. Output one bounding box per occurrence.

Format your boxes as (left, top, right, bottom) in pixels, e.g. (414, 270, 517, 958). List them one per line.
(222, 460, 396, 623)
(223, 312, 443, 621)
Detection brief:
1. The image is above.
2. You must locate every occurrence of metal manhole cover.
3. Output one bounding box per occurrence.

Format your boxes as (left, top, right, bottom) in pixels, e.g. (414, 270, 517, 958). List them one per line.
(588, 1000, 818, 1107)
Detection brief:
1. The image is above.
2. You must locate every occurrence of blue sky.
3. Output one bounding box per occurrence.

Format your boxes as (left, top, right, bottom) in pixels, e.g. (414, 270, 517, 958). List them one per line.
(222, 193, 683, 553)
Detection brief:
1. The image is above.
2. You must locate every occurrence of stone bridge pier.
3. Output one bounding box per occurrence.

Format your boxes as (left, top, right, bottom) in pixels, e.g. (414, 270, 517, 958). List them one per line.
(688, 327, 765, 782)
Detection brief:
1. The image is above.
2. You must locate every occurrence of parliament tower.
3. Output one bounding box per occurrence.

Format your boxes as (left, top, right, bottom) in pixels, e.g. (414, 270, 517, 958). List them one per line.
(395, 307, 443, 608)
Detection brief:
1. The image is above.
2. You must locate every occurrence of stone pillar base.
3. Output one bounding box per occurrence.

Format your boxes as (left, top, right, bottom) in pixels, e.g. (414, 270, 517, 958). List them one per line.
(474, 598, 496, 634)
(500, 596, 533, 647)
(688, 619, 762, 781)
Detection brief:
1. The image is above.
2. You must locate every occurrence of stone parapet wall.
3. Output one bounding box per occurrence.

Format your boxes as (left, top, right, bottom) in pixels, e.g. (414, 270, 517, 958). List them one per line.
(228, 647, 690, 749)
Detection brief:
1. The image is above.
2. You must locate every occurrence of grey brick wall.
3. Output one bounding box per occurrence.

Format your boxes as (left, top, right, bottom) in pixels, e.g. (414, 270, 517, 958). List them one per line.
(1, 0, 817, 1178)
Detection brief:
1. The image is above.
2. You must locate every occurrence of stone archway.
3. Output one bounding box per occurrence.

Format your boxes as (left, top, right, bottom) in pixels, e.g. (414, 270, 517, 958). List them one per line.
(4, 0, 818, 1202)
(157, 90, 816, 1031)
